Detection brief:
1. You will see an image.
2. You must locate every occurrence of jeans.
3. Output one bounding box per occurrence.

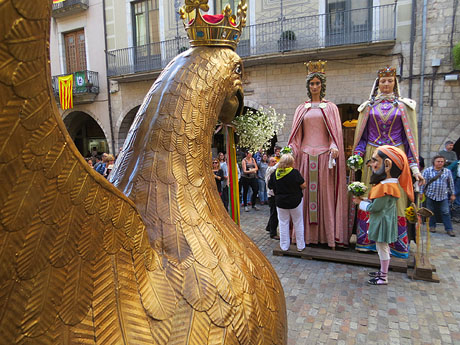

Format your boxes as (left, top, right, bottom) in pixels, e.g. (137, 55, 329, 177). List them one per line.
(257, 178, 268, 203)
(241, 177, 258, 207)
(426, 197, 453, 231)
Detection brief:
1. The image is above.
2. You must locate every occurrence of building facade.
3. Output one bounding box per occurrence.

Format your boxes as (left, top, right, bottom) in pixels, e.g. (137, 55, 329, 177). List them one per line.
(50, 0, 112, 156)
(101, 0, 460, 160)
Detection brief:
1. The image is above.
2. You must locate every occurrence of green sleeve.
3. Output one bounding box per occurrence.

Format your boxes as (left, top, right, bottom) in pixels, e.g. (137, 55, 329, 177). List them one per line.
(366, 196, 393, 213)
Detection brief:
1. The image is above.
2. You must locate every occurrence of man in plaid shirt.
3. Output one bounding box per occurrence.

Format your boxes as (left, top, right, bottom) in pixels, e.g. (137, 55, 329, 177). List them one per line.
(420, 155, 456, 237)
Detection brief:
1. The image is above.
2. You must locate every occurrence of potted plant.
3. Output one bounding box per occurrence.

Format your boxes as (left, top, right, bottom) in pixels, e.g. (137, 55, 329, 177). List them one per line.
(178, 46, 188, 54)
(279, 30, 297, 51)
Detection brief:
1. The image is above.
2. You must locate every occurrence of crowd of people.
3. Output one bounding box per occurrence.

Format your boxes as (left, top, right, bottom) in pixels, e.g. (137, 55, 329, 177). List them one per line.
(85, 147, 116, 178)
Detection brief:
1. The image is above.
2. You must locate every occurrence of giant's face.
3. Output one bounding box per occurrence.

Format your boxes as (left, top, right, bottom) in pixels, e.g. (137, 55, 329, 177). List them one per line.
(308, 77, 322, 99)
(369, 150, 388, 184)
(218, 50, 244, 124)
(378, 76, 395, 95)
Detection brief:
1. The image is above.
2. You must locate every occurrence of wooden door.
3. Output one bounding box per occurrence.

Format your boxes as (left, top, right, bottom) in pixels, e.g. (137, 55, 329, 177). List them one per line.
(64, 29, 87, 73)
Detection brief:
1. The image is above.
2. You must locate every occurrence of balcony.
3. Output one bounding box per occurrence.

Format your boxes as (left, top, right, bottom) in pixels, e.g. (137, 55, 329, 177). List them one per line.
(107, 4, 396, 79)
(52, 70, 99, 106)
(107, 37, 191, 79)
(52, 0, 89, 18)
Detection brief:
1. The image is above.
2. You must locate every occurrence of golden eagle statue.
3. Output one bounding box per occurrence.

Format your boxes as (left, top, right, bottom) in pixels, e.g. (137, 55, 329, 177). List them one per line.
(0, 0, 287, 343)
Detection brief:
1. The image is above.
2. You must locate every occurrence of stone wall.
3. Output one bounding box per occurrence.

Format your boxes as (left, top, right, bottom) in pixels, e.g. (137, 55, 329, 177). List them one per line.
(412, 0, 460, 159)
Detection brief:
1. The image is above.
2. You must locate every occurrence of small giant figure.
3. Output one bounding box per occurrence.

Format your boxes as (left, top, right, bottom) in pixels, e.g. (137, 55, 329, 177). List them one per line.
(354, 145, 413, 285)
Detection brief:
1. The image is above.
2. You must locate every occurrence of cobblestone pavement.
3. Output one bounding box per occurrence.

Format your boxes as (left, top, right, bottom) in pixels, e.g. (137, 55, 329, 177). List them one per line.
(239, 204, 460, 345)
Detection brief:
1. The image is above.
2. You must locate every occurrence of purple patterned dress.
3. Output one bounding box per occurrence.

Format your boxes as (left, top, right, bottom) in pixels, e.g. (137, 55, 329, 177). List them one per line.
(354, 99, 415, 258)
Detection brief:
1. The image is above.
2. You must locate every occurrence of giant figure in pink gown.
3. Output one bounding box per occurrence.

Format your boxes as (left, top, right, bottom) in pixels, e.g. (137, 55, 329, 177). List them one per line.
(288, 61, 349, 248)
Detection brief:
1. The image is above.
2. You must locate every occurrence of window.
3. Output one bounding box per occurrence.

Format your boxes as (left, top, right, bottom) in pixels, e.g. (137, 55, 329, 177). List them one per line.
(132, 0, 159, 46)
(326, 0, 372, 46)
(64, 29, 86, 73)
(132, 0, 161, 71)
(214, 0, 239, 14)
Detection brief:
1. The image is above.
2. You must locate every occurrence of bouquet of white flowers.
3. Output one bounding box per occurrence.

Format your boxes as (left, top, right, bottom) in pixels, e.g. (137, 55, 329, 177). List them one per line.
(346, 154, 364, 171)
(233, 106, 286, 152)
(347, 181, 368, 196)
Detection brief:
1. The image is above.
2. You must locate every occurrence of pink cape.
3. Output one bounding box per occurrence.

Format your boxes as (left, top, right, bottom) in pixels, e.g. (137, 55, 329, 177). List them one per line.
(288, 101, 349, 246)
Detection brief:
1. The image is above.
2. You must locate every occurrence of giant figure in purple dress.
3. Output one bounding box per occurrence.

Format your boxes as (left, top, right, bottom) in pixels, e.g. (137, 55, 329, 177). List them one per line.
(353, 66, 424, 258)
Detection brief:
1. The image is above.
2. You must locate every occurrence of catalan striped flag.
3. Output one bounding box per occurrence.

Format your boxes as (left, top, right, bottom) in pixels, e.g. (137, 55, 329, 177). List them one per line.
(225, 126, 240, 225)
(53, 0, 66, 3)
(58, 74, 73, 110)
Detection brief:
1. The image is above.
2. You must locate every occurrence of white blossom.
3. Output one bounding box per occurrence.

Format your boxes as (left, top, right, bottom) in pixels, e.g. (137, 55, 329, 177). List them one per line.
(233, 107, 286, 152)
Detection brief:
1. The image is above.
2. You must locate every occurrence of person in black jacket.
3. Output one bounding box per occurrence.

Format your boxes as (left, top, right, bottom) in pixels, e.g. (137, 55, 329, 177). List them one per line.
(212, 159, 224, 196)
(269, 153, 307, 251)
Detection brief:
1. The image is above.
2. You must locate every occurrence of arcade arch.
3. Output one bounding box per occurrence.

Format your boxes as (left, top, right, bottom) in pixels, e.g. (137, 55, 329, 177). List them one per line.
(443, 123, 460, 160)
(63, 111, 108, 157)
(337, 103, 360, 159)
(117, 105, 140, 150)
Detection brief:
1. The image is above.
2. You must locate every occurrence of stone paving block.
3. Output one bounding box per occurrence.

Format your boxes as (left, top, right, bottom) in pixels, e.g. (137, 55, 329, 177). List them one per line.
(239, 205, 460, 344)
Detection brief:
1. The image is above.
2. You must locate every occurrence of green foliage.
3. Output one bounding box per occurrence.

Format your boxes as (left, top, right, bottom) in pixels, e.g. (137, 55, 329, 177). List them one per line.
(280, 30, 296, 41)
(453, 42, 460, 70)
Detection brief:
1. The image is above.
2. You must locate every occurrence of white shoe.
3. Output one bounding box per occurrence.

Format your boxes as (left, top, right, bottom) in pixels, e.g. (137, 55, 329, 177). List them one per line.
(252, 205, 259, 211)
(244, 206, 250, 212)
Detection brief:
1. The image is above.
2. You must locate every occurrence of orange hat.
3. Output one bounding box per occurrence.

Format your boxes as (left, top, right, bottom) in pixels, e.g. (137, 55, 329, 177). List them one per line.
(378, 145, 414, 202)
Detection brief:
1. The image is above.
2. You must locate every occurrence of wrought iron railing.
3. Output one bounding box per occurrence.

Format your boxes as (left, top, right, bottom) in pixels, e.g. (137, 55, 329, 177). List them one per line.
(107, 37, 190, 77)
(237, 4, 396, 57)
(52, 0, 89, 11)
(107, 4, 395, 77)
(52, 70, 99, 97)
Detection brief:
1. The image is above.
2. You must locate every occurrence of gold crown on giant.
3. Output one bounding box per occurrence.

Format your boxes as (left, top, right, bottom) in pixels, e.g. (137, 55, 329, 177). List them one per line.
(378, 66, 396, 78)
(305, 60, 327, 75)
(179, 0, 247, 50)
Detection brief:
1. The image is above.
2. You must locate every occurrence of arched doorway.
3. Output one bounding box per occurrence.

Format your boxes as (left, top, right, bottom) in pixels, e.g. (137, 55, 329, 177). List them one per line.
(63, 111, 108, 157)
(337, 103, 360, 159)
(454, 137, 460, 160)
(118, 106, 140, 150)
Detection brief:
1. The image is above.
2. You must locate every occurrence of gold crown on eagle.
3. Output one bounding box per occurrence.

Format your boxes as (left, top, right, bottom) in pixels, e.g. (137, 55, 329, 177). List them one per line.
(305, 60, 327, 75)
(378, 66, 397, 77)
(179, 0, 247, 50)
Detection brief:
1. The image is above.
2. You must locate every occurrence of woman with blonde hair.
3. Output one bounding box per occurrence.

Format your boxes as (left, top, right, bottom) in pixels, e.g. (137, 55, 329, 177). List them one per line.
(268, 153, 307, 251)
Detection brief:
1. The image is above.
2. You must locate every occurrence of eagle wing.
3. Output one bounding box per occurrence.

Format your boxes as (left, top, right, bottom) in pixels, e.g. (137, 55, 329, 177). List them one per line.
(0, 2, 167, 343)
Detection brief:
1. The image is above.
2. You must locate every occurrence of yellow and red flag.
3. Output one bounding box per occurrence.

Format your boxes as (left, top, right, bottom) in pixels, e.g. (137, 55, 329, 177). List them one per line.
(53, 0, 66, 3)
(58, 74, 73, 110)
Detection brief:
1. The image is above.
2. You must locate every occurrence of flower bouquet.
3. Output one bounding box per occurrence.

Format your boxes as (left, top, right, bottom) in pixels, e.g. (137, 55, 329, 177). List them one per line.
(233, 106, 286, 152)
(280, 146, 292, 155)
(346, 154, 364, 171)
(347, 181, 368, 197)
(405, 205, 416, 223)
